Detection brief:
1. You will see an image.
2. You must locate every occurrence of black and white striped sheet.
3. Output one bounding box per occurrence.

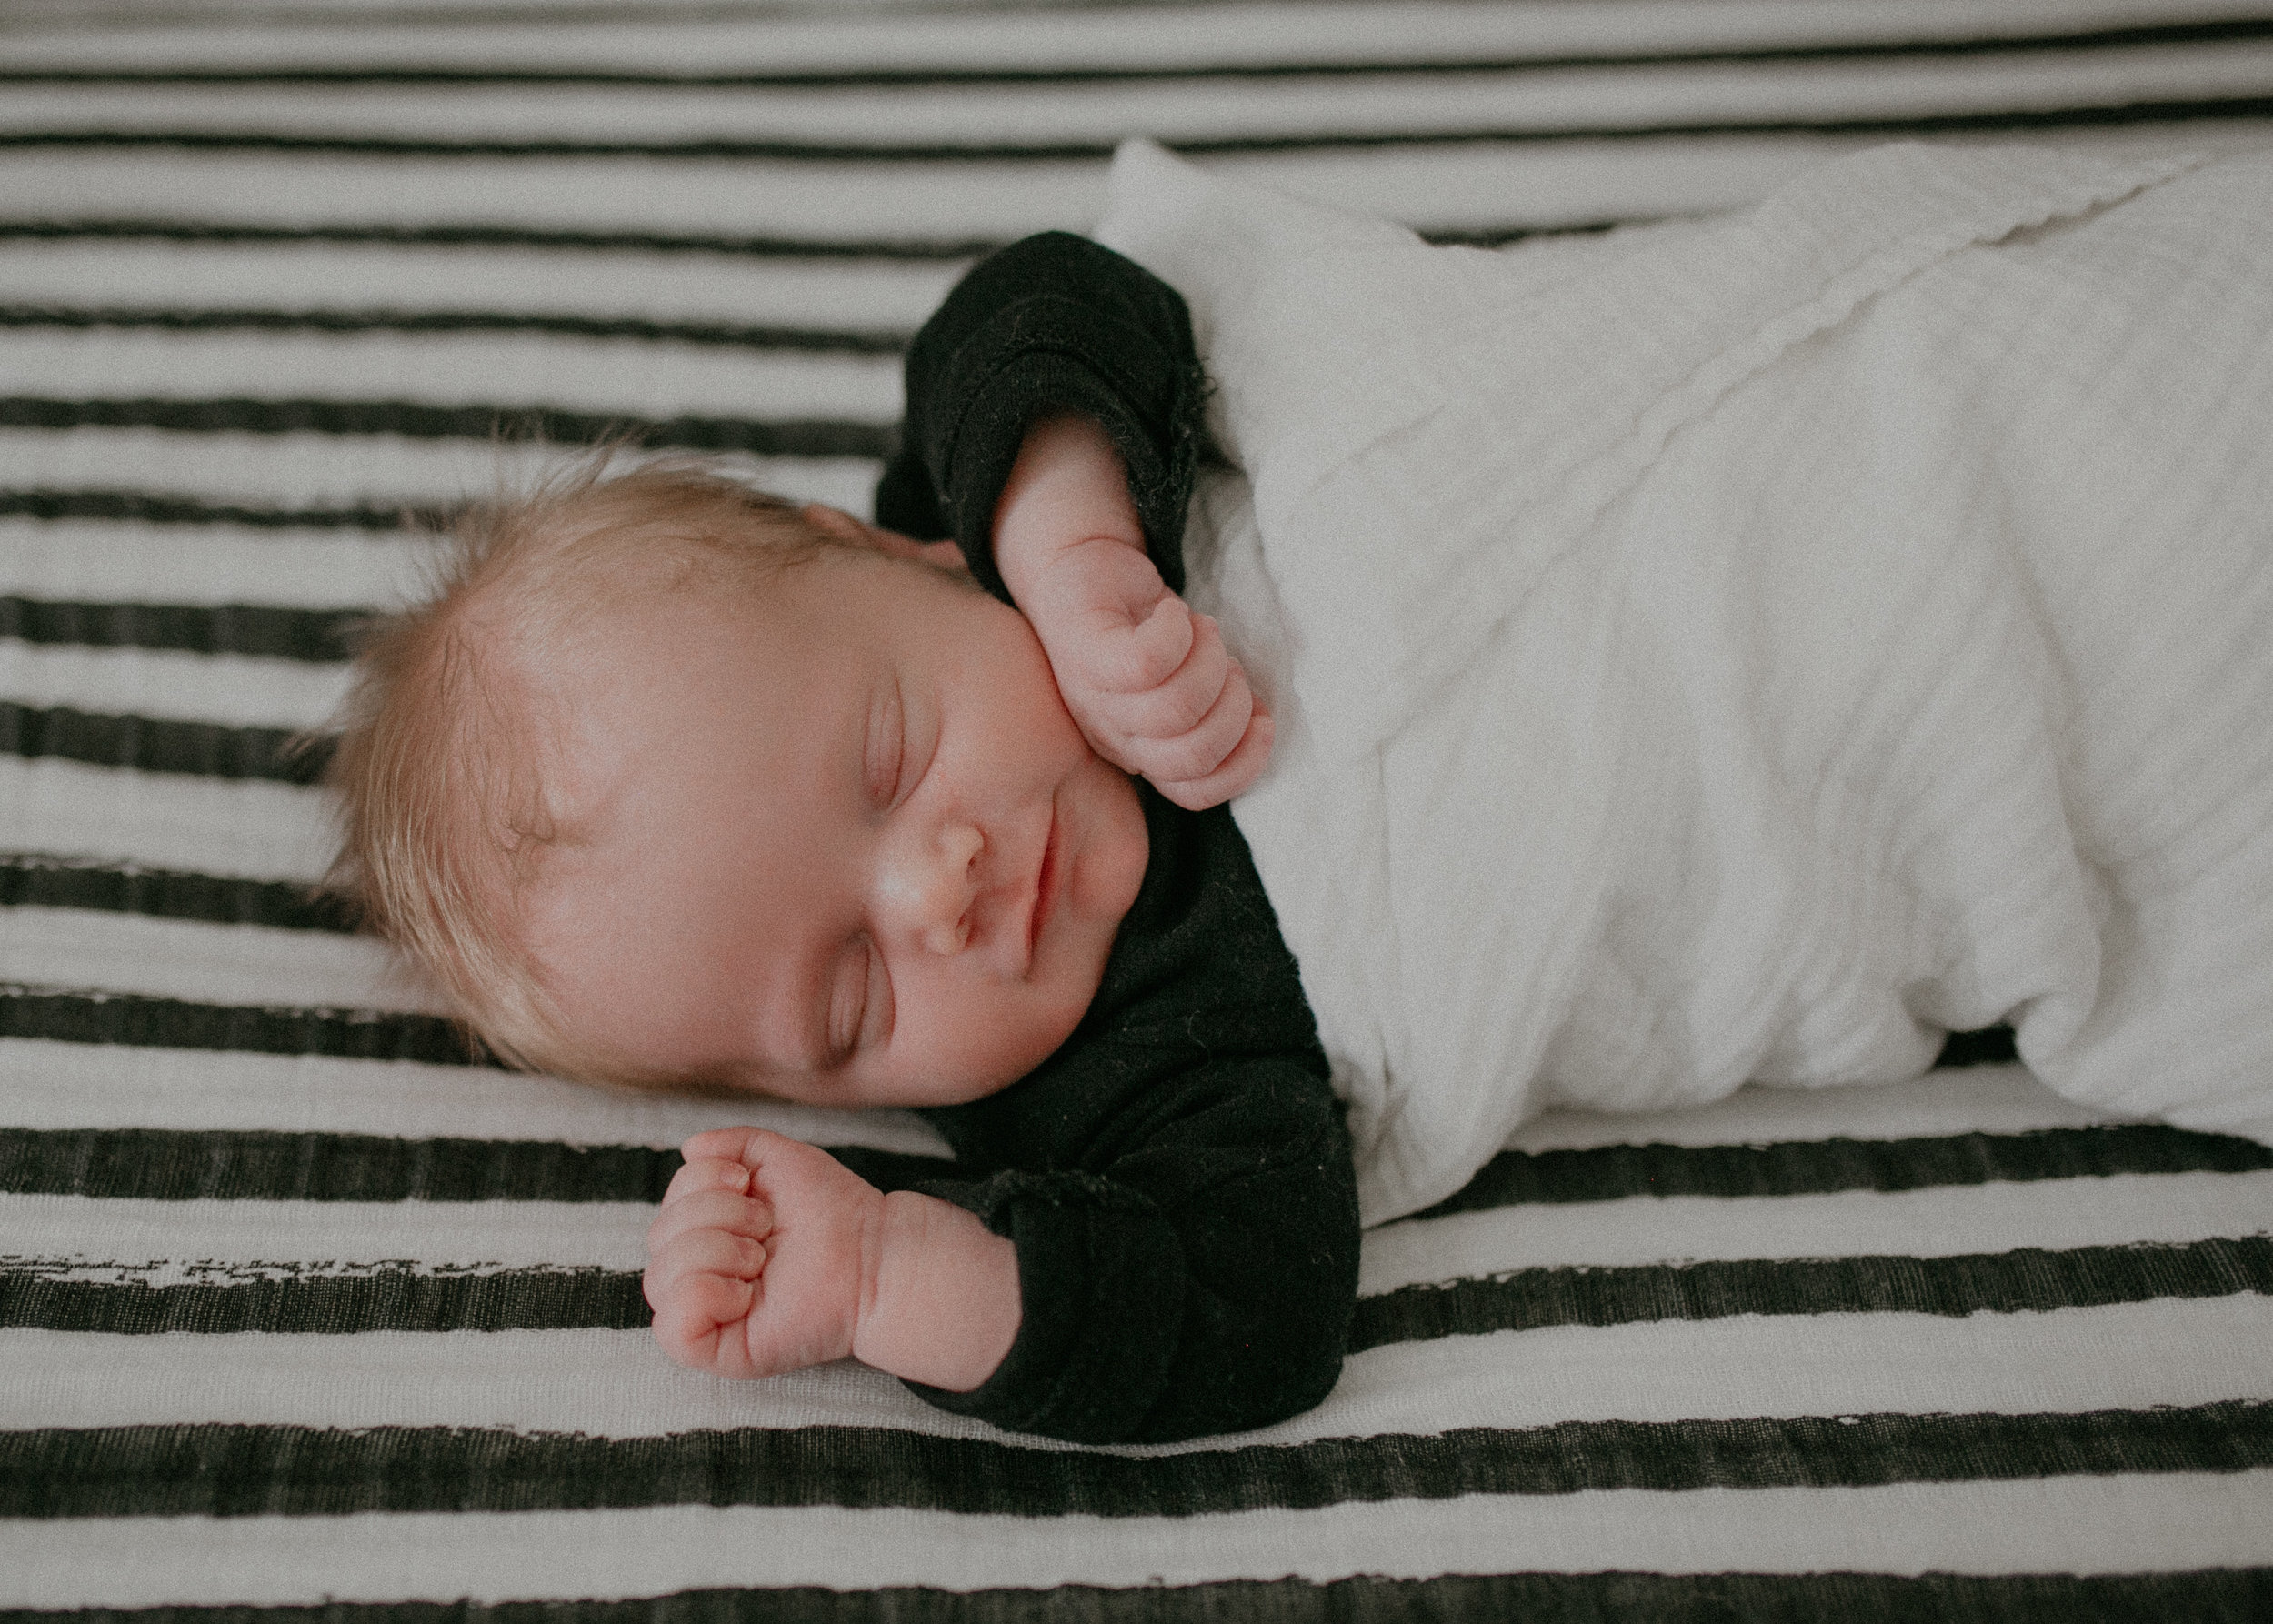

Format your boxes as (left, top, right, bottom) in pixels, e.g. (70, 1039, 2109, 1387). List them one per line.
(4, 1, 2270, 1617)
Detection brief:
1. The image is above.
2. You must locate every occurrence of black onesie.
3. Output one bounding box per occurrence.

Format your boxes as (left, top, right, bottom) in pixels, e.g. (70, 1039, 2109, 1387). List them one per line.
(875, 232, 1361, 1445)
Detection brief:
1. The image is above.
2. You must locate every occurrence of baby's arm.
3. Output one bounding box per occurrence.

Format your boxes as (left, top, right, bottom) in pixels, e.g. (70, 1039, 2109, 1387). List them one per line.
(876, 232, 1265, 805)
(645, 1127, 1018, 1392)
(993, 412, 1272, 808)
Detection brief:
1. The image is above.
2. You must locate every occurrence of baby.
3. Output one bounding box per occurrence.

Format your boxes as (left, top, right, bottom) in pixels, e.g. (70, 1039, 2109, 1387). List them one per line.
(325, 235, 1361, 1445)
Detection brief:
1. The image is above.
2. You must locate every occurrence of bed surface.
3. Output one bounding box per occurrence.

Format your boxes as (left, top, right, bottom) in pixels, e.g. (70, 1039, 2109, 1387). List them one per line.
(4, 1, 2271, 1618)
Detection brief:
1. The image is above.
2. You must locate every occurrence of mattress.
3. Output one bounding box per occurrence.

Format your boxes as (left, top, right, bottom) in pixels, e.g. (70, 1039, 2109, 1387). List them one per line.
(4, 1, 2270, 1618)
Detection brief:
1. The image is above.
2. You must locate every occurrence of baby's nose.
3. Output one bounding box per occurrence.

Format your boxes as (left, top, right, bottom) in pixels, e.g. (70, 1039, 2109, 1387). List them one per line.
(881, 821, 984, 955)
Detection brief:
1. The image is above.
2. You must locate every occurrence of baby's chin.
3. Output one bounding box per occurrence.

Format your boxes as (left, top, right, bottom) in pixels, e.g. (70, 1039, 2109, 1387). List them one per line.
(900, 979, 1104, 1106)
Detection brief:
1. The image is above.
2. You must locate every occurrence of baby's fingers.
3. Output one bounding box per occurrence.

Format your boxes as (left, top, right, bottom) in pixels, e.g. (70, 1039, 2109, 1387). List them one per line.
(1078, 590, 1200, 696)
(644, 1223, 767, 1313)
(649, 1275, 762, 1374)
(650, 1268, 759, 1339)
(1153, 706, 1276, 812)
(661, 1151, 751, 1207)
(678, 1127, 774, 1168)
(646, 1188, 773, 1258)
(1102, 611, 1241, 743)
(1120, 649, 1256, 788)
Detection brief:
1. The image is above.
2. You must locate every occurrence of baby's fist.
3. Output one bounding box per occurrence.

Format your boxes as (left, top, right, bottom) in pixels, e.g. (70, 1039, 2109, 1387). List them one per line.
(644, 1127, 881, 1381)
(990, 413, 1273, 809)
(1020, 538, 1274, 809)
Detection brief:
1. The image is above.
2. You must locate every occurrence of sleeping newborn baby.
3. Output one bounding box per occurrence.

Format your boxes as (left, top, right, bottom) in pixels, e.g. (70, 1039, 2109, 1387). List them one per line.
(322, 235, 1360, 1446)
(326, 138, 2273, 1446)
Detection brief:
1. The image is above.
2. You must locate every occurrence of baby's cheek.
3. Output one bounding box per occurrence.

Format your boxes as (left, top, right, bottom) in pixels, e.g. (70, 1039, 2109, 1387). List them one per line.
(904, 981, 1087, 1105)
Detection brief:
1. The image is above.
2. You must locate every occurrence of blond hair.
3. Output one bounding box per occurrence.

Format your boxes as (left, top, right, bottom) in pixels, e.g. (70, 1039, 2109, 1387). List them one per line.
(320, 456, 839, 1080)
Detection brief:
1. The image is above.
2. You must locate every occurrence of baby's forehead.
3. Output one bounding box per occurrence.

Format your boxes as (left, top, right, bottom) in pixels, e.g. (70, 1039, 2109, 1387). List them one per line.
(496, 576, 835, 807)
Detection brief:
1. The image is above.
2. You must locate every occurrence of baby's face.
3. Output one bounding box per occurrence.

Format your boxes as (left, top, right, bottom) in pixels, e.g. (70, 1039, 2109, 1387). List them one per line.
(519, 542, 1148, 1107)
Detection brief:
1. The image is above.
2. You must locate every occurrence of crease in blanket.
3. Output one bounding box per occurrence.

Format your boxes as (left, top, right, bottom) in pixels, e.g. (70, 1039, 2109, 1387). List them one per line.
(1100, 139, 2273, 1224)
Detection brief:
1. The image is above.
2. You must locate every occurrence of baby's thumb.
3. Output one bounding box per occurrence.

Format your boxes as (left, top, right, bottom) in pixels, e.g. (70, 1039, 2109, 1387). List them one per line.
(1092, 592, 1196, 693)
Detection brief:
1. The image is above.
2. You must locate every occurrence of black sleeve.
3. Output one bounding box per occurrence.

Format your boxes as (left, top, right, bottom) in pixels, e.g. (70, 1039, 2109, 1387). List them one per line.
(875, 231, 1207, 603)
(904, 1060, 1359, 1445)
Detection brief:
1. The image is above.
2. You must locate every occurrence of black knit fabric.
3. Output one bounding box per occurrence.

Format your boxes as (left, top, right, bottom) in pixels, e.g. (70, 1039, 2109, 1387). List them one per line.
(876, 231, 1207, 598)
(881, 233, 1359, 1444)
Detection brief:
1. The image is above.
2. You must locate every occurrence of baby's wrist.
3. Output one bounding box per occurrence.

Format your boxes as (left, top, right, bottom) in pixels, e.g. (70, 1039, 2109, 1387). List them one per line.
(993, 415, 1147, 610)
(851, 1190, 1021, 1391)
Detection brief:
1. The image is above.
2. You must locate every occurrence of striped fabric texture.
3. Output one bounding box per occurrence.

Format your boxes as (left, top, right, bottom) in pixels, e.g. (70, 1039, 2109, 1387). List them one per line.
(3, 1, 2270, 1618)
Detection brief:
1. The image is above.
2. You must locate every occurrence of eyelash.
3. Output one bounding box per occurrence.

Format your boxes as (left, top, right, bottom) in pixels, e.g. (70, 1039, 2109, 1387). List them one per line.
(870, 684, 907, 807)
(840, 683, 916, 1062)
(831, 937, 876, 1064)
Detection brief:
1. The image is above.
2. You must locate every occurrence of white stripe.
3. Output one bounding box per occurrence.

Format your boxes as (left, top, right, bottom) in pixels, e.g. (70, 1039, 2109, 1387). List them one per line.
(0, 1325, 966, 1438)
(0, 1034, 956, 1157)
(0, 325, 904, 422)
(0, 517, 435, 611)
(4, 1470, 2268, 1608)
(15, 0, 2273, 75)
(0, 149, 1115, 241)
(6, 129, 2268, 247)
(16, 45, 2273, 145)
(0, 907, 446, 1013)
(12, 1160, 2258, 1286)
(1338, 1300, 2273, 1440)
(0, 1189, 650, 1276)
(0, 756, 335, 879)
(0, 640, 350, 729)
(0, 426, 882, 519)
(0, 241, 965, 331)
(6, 1292, 2269, 1443)
(1503, 1064, 2124, 1148)
(1359, 1168, 2273, 1293)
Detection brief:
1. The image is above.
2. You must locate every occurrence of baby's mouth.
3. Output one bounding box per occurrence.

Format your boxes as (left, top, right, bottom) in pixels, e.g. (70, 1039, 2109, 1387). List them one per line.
(1026, 804, 1059, 975)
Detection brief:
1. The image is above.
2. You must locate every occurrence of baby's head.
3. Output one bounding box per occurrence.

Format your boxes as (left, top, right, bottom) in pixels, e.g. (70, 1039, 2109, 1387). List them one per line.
(325, 458, 1149, 1106)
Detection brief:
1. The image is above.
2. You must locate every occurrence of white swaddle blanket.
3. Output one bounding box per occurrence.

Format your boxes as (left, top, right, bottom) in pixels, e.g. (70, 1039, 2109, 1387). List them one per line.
(1095, 138, 2273, 1225)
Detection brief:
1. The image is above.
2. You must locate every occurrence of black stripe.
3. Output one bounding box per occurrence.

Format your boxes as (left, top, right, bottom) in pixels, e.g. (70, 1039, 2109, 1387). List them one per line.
(0, 1125, 670, 1200)
(0, 216, 1616, 256)
(0, 1572, 2267, 1624)
(0, 488, 410, 529)
(7, 1237, 2262, 1338)
(0, 1124, 949, 1203)
(0, 857, 353, 930)
(0, 596, 360, 662)
(9, 97, 2273, 159)
(5, 1402, 2268, 1519)
(0, 217, 996, 259)
(1412, 1120, 2272, 1216)
(1, 1571, 2266, 1624)
(4, 975, 2259, 1203)
(0, 1078, 2257, 1208)
(0, 398, 895, 459)
(0, 1264, 646, 1335)
(0, 984, 477, 1065)
(0, 702, 322, 782)
(0, 1115, 2258, 1206)
(1350, 1237, 2273, 1352)
(9, 20, 2273, 85)
(0, 306, 912, 355)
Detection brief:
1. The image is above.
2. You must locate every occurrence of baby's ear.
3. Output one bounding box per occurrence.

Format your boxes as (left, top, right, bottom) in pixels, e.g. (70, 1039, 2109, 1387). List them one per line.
(801, 504, 966, 572)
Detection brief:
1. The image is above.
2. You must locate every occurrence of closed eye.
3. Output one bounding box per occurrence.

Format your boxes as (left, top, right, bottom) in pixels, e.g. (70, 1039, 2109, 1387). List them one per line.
(866, 680, 906, 808)
(826, 937, 874, 1065)
(824, 937, 896, 1068)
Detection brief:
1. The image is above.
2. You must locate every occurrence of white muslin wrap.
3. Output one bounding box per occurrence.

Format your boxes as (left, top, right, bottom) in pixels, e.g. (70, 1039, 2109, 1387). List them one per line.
(1095, 138, 2273, 1224)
